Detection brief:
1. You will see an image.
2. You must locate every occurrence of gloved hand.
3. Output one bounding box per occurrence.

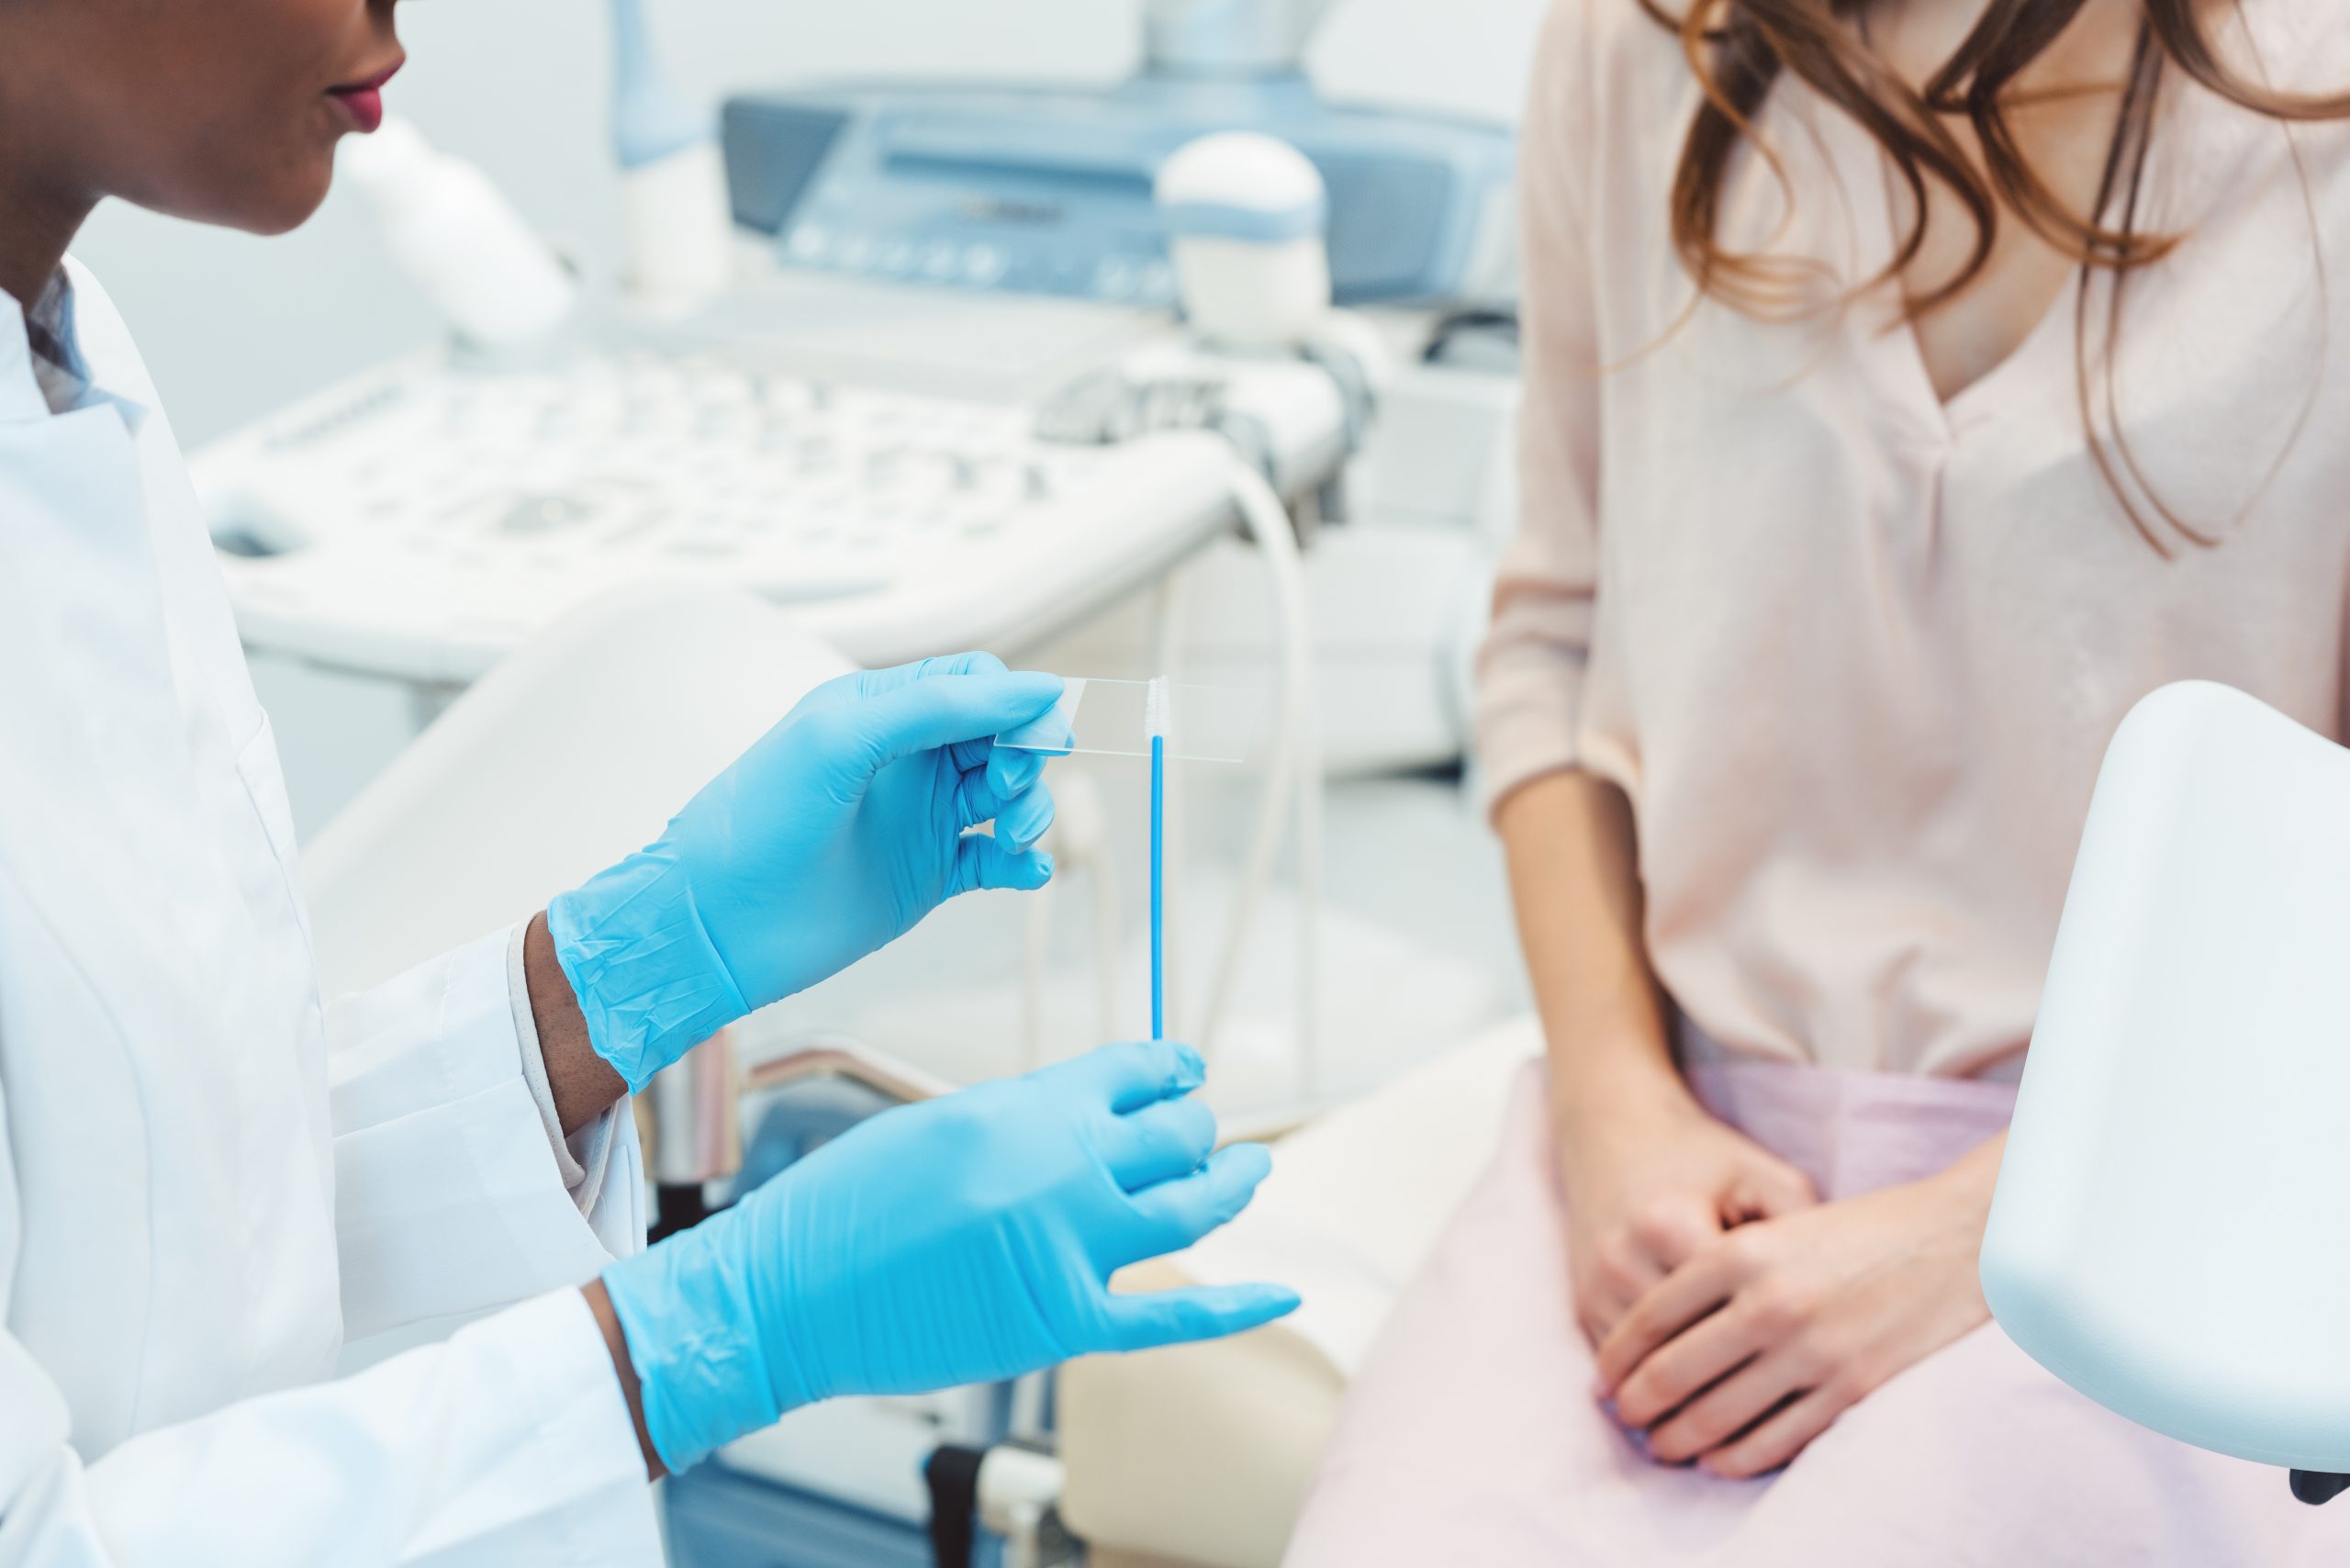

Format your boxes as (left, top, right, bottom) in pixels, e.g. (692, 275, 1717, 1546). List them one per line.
(600, 1039, 1302, 1473)
(549, 654, 1063, 1091)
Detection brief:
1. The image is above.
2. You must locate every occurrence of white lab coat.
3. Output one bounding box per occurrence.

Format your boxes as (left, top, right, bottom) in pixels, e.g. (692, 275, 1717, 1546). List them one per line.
(0, 263, 664, 1563)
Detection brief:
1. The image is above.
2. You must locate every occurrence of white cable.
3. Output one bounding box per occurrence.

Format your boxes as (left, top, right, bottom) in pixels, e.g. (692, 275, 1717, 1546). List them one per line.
(1197, 456, 1323, 1096)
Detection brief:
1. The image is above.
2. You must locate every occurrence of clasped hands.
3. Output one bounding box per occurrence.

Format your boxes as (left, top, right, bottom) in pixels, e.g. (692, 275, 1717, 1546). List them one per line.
(1562, 1084, 1998, 1480)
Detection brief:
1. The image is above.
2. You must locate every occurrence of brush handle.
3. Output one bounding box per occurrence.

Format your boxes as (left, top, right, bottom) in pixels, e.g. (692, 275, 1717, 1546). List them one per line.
(1150, 734, 1167, 1042)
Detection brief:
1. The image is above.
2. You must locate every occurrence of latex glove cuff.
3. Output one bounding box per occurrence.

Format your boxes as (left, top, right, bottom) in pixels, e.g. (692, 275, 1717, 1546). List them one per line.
(548, 847, 746, 1094)
(602, 1210, 797, 1473)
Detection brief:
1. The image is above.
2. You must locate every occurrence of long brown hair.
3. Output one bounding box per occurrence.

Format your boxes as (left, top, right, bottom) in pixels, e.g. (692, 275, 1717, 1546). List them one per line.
(1646, 0, 2350, 552)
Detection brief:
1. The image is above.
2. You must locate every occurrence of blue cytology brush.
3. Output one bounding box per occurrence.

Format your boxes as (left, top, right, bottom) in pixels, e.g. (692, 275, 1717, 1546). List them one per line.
(1147, 677, 1169, 1043)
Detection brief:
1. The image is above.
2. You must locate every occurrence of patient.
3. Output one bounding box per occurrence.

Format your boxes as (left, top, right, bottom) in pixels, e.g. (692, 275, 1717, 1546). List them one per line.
(1286, 0, 2350, 1562)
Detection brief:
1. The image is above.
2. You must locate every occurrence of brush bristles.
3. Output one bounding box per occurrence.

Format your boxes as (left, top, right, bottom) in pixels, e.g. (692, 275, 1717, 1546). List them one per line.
(1145, 677, 1170, 742)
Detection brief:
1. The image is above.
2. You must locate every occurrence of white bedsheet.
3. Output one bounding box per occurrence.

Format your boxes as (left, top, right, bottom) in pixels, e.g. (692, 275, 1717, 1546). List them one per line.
(1173, 1017, 1541, 1374)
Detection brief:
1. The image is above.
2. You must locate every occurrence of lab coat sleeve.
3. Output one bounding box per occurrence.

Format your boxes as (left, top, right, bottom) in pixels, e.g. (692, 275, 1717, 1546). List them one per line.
(1473, 0, 1606, 819)
(328, 927, 646, 1342)
(0, 1290, 661, 1567)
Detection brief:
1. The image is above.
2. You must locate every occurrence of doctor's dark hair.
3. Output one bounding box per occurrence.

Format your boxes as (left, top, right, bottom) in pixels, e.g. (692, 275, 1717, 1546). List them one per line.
(1642, 0, 2350, 554)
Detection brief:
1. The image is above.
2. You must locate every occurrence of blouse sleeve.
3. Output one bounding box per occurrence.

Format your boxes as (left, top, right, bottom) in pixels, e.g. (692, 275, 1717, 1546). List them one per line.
(1474, 0, 1606, 817)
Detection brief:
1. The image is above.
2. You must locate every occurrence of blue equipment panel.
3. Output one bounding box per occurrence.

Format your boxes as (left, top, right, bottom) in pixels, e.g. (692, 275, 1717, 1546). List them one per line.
(664, 1462, 1005, 1568)
(721, 75, 1515, 308)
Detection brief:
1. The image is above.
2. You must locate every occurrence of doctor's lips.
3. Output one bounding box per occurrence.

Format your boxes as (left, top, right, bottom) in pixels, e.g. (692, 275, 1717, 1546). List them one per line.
(327, 60, 404, 135)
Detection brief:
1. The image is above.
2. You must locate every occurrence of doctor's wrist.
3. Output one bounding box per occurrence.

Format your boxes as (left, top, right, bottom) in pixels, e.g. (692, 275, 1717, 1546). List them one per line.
(599, 1199, 800, 1474)
(582, 1279, 666, 1483)
(524, 912, 629, 1136)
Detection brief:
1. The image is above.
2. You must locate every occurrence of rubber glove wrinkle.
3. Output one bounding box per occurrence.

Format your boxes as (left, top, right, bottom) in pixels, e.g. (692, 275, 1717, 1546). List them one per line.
(544, 846, 745, 1092)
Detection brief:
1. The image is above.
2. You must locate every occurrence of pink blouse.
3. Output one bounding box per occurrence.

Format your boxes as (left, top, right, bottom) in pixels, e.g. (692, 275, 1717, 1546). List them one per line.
(1477, 0, 2350, 1077)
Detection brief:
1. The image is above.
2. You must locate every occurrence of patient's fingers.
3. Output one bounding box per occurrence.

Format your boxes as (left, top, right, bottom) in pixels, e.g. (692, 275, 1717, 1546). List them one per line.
(1577, 1265, 1658, 1351)
(1722, 1159, 1818, 1225)
(1628, 1195, 1721, 1275)
(1576, 1302, 1622, 1351)
(1580, 1195, 1712, 1343)
(1610, 1297, 1776, 1429)
(1641, 1351, 1807, 1465)
(1593, 1242, 1741, 1395)
(1699, 1385, 1846, 1480)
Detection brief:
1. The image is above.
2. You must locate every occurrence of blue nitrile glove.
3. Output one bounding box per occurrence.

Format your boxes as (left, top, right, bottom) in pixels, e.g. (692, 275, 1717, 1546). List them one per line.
(548, 655, 1063, 1092)
(600, 1039, 1302, 1473)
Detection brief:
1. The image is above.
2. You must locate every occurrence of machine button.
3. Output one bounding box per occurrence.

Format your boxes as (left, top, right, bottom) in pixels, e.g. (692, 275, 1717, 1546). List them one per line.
(498, 493, 590, 534)
(963, 246, 1009, 286)
(1096, 259, 1138, 299)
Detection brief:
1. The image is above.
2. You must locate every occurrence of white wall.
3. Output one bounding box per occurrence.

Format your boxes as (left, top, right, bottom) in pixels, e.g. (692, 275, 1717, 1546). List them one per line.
(70, 0, 1545, 448)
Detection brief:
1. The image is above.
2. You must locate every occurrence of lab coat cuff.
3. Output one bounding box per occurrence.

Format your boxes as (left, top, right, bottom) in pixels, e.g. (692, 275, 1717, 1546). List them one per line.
(331, 930, 646, 1338)
(464, 1288, 665, 1558)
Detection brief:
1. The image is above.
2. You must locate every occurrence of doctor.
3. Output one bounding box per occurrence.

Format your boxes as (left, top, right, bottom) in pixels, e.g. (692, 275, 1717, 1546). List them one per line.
(0, 0, 1299, 1562)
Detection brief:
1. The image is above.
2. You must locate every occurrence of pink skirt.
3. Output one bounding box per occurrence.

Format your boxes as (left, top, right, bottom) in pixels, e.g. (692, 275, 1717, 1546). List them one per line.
(1282, 1058, 2348, 1566)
